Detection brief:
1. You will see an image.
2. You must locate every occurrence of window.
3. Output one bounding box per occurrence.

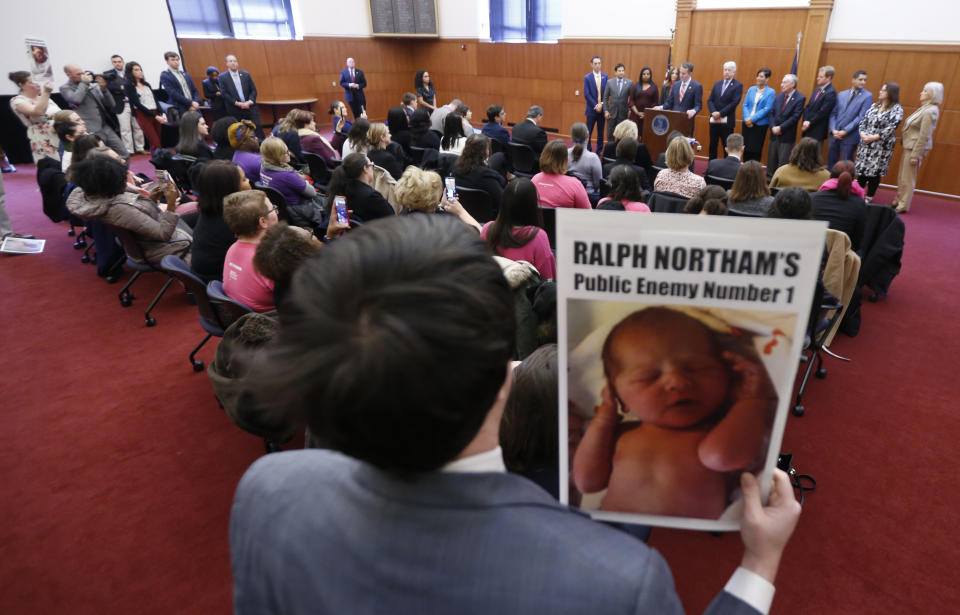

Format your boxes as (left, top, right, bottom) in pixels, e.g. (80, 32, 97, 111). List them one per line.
(489, 0, 561, 43)
(168, 0, 297, 40)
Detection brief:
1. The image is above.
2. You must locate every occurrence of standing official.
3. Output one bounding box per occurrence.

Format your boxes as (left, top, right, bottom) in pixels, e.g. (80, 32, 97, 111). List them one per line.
(602, 63, 632, 144)
(706, 61, 743, 160)
(766, 74, 805, 176)
(661, 62, 703, 135)
(159, 51, 201, 115)
(219, 54, 263, 138)
(340, 58, 367, 120)
(801, 65, 837, 148)
(107, 54, 145, 154)
(583, 56, 608, 153)
(827, 70, 872, 167)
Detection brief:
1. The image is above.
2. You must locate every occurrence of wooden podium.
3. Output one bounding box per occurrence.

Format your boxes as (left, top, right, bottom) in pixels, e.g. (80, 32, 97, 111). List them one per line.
(642, 109, 692, 162)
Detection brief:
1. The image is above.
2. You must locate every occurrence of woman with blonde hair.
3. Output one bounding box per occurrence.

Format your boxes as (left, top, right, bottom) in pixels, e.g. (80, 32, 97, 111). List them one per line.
(395, 166, 481, 230)
(653, 137, 705, 198)
(366, 122, 407, 180)
(532, 141, 592, 209)
(891, 81, 943, 213)
(259, 137, 324, 231)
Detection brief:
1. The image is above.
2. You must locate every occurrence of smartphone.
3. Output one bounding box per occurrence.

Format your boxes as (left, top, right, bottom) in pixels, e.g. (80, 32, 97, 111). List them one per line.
(334, 196, 349, 225)
(156, 170, 169, 184)
(444, 177, 457, 201)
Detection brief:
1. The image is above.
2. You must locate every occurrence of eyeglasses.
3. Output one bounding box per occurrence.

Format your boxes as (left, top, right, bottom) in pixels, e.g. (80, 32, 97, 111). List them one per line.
(364, 161, 374, 168)
(266, 205, 278, 215)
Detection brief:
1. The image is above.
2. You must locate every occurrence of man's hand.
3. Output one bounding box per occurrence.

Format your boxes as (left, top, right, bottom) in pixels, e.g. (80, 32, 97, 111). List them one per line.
(771, 126, 781, 135)
(910, 157, 919, 166)
(95, 76, 108, 89)
(686, 109, 696, 119)
(81, 72, 93, 84)
(712, 111, 721, 120)
(604, 111, 611, 119)
(157, 113, 168, 125)
(191, 101, 199, 110)
(801, 120, 810, 131)
(739, 470, 801, 584)
(838, 130, 847, 138)
(594, 103, 603, 113)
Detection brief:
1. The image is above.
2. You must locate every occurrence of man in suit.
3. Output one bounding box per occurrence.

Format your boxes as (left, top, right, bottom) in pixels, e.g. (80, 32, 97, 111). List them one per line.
(583, 55, 608, 153)
(602, 63, 632, 144)
(219, 54, 263, 139)
(706, 61, 743, 160)
(661, 62, 703, 135)
(60, 63, 128, 160)
(827, 70, 872, 168)
(481, 104, 510, 145)
(339, 57, 367, 120)
(229, 213, 802, 615)
(801, 65, 838, 148)
(106, 54, 146, 154)
(766, 74, 806, 177)
(402, 92, 417, 122)
(159, 51, 200, 116)
(511, 105, 548, 155)
(706, 133, 743, 181)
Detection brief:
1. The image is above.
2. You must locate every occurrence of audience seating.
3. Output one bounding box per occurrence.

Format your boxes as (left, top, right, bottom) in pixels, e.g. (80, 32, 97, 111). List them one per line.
(647, 191, 688, 213)
(109, 226, 179, 327)
(167, 155, 197, 194)
(409, 146, 428, 166)
(705, 175, 734, 190)
(647, 166, 663, 188)
(539, 206, 556, 250)
(207, 280, 256, 328)
(302, 153, 332, 192)
(253, 183, 292, 223)
(507, 143, 539, 177)
(456, 186, 496, 223)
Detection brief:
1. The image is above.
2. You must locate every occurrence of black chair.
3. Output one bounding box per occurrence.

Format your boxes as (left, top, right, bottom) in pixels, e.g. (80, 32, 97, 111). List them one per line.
(302, 152, 332, 191)
(489, 139, 506, 156)
(109, 226, 181, 326)
(507, 143, 539, 177)
(792, 284, 845, 417)
(253, 183, 292, 223)
(728, 207, 765, 218)
(598, 178, 611, 199)
(409, 146, 428, 167)
(647, 191, 689, 213)
(167, 155, 197, 194)
(456, 186, 496, 223)
(207, 280, 256, 330)
(769, 186, 781, 196)
(160, 255, 232, 371)
(705, 175, 734, 190)
(602, 156, 617, 165)
(437, 154, 459, 178)
(647, 165, 664, 189)
(539, 206, 556, 250)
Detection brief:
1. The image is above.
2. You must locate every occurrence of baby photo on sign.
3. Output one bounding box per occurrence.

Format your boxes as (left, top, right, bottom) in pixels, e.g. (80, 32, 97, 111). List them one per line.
(566, 300, 795, 524)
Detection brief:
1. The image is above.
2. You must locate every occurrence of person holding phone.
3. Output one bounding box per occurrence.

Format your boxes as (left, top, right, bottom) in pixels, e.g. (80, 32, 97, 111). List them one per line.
(394, 166, 482, 231)
(325, 153, 394, 223)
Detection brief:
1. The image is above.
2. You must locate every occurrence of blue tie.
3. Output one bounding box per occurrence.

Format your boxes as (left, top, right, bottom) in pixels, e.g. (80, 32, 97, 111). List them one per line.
(233, 72, 245, 102)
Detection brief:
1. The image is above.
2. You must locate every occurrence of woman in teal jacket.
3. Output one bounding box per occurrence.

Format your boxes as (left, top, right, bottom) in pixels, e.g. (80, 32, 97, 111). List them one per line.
(741, 68, 776, 162)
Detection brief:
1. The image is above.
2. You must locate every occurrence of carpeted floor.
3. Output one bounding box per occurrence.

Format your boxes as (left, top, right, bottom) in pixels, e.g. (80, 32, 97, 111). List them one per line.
(1, 156, 958, 614)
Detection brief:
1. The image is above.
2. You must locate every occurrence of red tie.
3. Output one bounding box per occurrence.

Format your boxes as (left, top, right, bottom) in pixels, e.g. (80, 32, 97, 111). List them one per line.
(814, 88, 822, 102)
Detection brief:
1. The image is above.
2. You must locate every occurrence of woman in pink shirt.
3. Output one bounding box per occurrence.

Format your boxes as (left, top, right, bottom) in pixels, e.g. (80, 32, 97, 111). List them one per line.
(598, 164, 651, 212)
(481, 178, 556, 280)
(222, 189, 280, 312)
(531, 141, 592, 210)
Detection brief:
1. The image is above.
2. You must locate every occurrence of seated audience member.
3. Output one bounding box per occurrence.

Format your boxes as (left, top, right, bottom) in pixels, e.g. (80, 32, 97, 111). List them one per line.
(230, 120, 262, 184)
(176, 111, 213, 162)
(342, 118, 370, 158)
(769, 137, 830, 191)
(326, 153, 394, 222)
(567, 123, 602, 195)
(440, 113, 468, 156)
(386, 106, 412, 152)
(500, 344, 562, 497)
(481, 105, 511, 145)
(259, 137, 318, 207)
(394, 166, 481, 229)
(230, 212, 802, 614)
(270, 110, 305, 164)
(409, 108, 441, 150)
(686, 197, 729, 216)
(54, 109, 86, 159)
(211, 116, 239, 160)
(512, 106, 548, 155)
(402, 92, 418, 121)
(328, 100, 353, 155)
(727, 160, 773, 216)
(532, 141, 591, 209)
(222, 189, 280, 312)
(596, 199, 625, 211)
(599, 165, 650, 212)
(811, 160, 867, 252)
(66, 156, 191, 264)
(289, 109, 340, 166)
(430, 98, 461, 133)
(684, 185, 729, 215)
(706, 133, 744, 181)
(253, 222, 323, 306)
(766, 186, 814, 219)
(602, 138, 650, 190)
(481, 178, 556, 280)
(655, 130, 692, 170)
(601, 120, 653, 169)
(454, 134, 507, 207)
(191, 160, 250, 282)
(367, 123, 407, 180)
(457, 103, 475, 134)
(55, 118, 85, 171)
(818, 160, 865, 198)
(654, 137, 705, 199)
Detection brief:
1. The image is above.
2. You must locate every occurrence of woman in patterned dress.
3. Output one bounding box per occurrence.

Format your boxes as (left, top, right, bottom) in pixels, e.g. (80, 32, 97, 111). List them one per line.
(854, 82, 904, 202)
(8, 71, 61, 162)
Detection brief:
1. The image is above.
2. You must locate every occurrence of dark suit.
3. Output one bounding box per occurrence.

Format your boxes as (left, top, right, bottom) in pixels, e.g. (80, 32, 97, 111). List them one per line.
(339, 67, 367, 119)
(583, 71, 608, 152)
(767, 90, 806, 175)
(481, 121, 511, 145)
(802, 83, 837, 145)
(811, 191, 867, 253)
(662, 78, 703, 135)
(202, 77, 227, 120)
(706, 156, 741, 182)
(602, 77, 633, 143)
(159, 68, 200, 114)
(511, 119, 547, 155)
(828, 87, 873, 168)
(706, 79, 743, 159)
(219, 70, 263, 138)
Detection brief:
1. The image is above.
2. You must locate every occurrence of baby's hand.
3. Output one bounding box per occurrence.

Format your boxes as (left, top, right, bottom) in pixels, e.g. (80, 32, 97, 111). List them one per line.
(723, 351, 777, 403)
(593, 386, 620, 423)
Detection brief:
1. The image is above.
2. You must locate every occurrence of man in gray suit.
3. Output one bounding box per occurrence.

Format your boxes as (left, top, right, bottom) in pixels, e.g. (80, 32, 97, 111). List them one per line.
(603, 63, 633, 143)
(60, 64, 128, 160)
(229, 214, 802, 615)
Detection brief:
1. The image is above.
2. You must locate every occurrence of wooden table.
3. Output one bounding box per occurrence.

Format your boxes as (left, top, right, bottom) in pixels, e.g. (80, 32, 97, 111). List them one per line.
(258, 98, 320, 125)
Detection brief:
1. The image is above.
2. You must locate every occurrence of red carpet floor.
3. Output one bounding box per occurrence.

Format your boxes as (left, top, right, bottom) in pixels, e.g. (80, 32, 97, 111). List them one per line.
(1, 157, 958, 614)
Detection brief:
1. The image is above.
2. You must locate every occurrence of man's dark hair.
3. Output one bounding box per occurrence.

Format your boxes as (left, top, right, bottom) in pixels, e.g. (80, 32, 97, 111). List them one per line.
(853, 70, 867, 79)
(110, 54, 123, 61)
(590, 55, 600, 63)
(164, 51, 180, 61)
(486, 104, 503, 122)
(253, 223, 322, 305)
(681, 62, 694, 73)
(767, 187, 813, 220)
(254, 215, 516, 473)
(402, 92, 416, 105)
(55, 120, 79, 142)
(71, 156, 127, 199)
(615, 63, 625, 71)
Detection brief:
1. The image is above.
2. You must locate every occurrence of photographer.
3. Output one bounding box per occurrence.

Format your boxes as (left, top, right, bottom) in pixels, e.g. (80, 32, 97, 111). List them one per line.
(60, 64, 128, 160)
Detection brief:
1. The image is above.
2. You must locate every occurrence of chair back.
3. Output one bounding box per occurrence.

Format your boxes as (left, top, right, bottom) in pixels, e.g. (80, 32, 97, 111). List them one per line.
(507, 143, 539, 175)
(646, 165, 663, 188)
(456, 186, 496, 223)
(489, 139, 506, 156)
(437, 154, 459, 178)
(705, 174, 734, 190)
(109, 225, 151, 267)
(409, 146, 427, 166)
(206, 279, 255, 330)
(168, 155, 197, 193)
(160, 255, 226, 333)
(647, 191, 689, 213)
(769, 186, 781, 196)
(302, 152, 332, 188)
(602, 156, 617, 165)
(253, 183, 292, 223)
(538, 206, 557, 249)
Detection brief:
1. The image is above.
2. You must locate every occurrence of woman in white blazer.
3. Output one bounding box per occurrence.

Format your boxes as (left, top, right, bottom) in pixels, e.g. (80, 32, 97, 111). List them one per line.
(891, 82, 943, 213)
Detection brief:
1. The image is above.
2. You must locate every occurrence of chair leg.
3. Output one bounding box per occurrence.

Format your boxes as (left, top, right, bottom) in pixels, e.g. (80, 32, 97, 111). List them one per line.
(792, 349, 817, 417)
(119, 270, 141, 307)
(144, 276, 175, 327)
(189, 333, 213, 371)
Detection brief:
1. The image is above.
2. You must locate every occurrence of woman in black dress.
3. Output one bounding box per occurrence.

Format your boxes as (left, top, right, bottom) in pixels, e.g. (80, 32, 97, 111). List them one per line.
(415, 70, 437, 112)
(628, 67, 659, 138)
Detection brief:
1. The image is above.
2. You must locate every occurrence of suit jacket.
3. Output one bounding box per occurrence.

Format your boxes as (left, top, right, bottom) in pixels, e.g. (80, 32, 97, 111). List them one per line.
(123, 81, 161, 117)
(707, 79, 743, 129)
(812, 190, 867, 252)
(802, 83, 837, 141)
(663, 79, 703, 114)
(769, 90, 806, 143)
(511, 119, 547, 155)
(603, 77, 633, 125)
(900, 103, 939, 160)
(339, 67, 367, 106)
(481, 121, 511, 145)
(106, 68, 128, 112)
(583, 71, 608, 116)
(231, 449, 760, 615)
(60, 81, 118, 134)
(829, 88, 873, 140)
(159, 68, 200, 113)
(219, 70, 259, 111)
(706, 156, 741, 181)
